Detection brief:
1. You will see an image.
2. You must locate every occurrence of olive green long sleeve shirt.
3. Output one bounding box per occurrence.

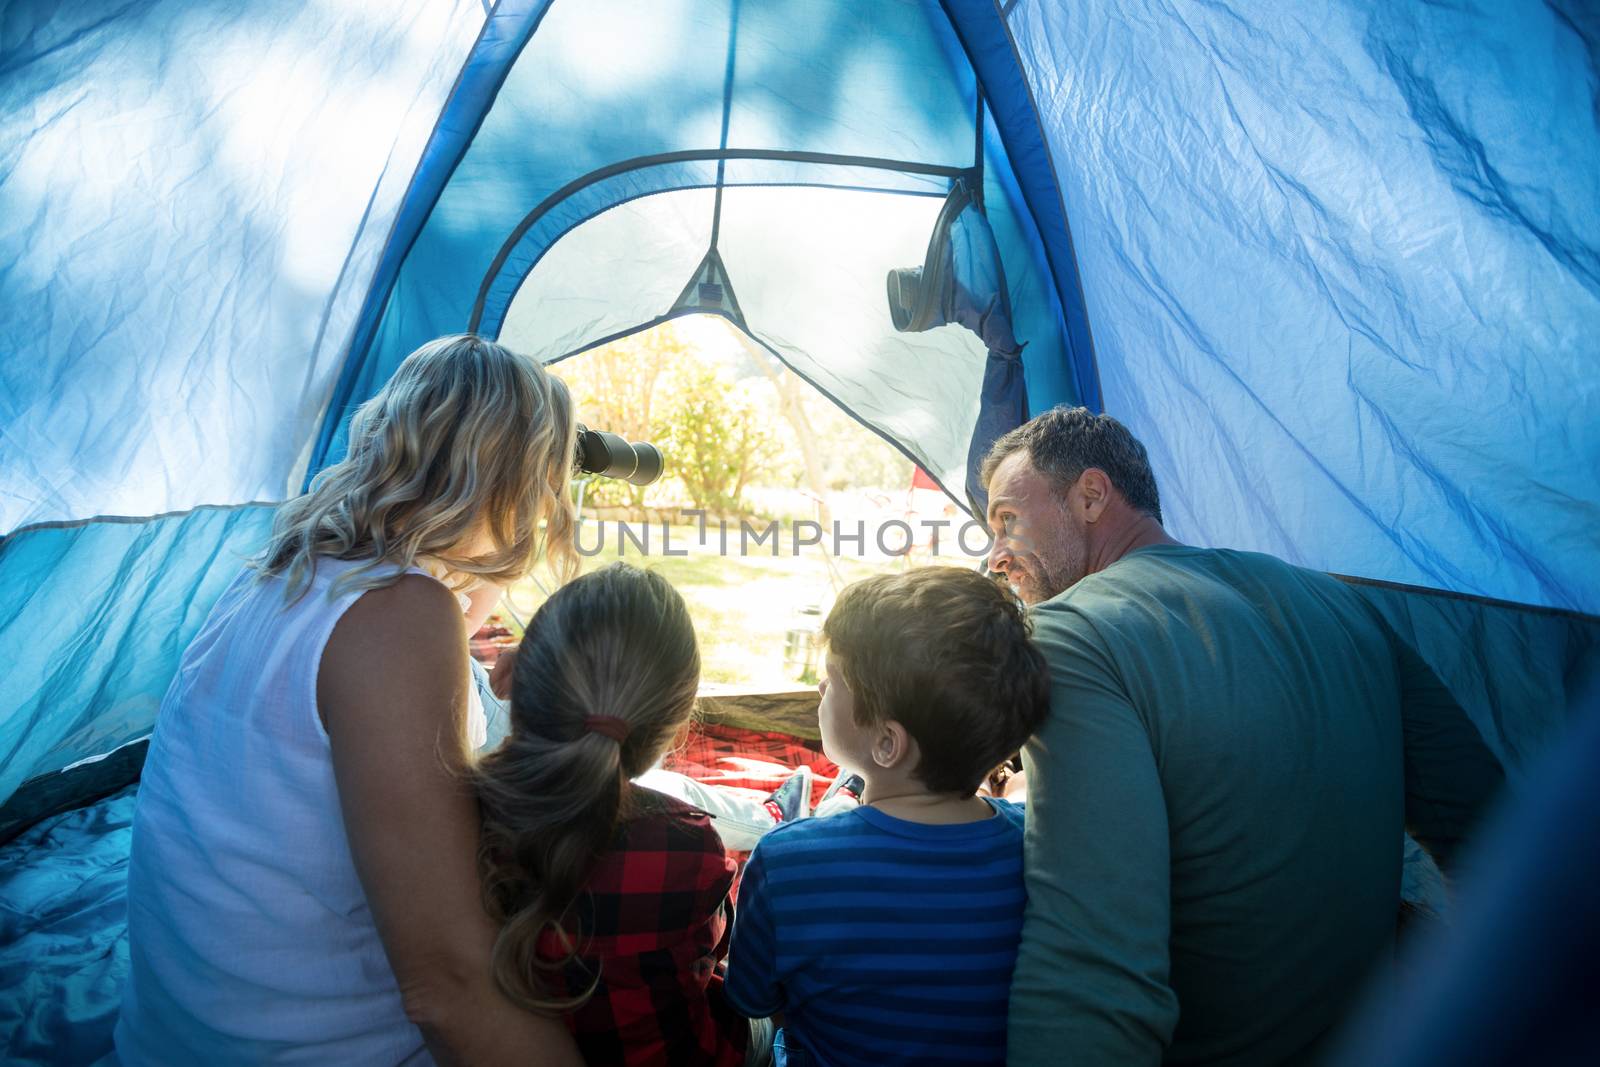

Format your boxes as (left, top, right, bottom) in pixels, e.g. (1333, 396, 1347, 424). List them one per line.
(1007, 545, 1502, 1066)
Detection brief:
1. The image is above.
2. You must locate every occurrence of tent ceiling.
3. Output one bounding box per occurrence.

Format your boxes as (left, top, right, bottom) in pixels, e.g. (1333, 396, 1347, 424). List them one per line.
(499, 185, 990, 494)
(317, 0, 1077, 508)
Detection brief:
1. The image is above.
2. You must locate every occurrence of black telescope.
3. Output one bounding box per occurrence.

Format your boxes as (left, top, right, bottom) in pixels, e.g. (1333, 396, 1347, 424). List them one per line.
(574, 424, 664, 487)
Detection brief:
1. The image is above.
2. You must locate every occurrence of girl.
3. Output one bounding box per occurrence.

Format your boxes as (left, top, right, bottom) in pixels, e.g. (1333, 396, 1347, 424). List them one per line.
(116, 335, 584, 1066)
(475, 562, 764, 1067)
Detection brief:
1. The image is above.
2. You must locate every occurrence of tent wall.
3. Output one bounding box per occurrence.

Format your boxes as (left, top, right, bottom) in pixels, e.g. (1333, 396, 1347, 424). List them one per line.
(1349, 583, 1600, 778)
(0, 1, 491, 807)
(2, 0, 1597, 818)
(942, 0, 1101, 413)
(0, 0, 486, 534)
(308, 0, 557, 479)
(1003, 0, 1600, 614)
(0, 506, 275, 807)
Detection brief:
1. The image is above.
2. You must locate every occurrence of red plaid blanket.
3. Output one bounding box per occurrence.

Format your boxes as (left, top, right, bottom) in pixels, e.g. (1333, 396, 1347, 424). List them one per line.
(665, 723, 840, 810)
(663, 723, 842, 899)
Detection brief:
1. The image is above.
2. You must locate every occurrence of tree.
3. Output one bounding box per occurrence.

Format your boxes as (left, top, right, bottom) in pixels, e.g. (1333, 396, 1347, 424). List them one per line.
(550, 315, 909, 529)
(659, 364, 782, 517)
(549, 327, 680, 514)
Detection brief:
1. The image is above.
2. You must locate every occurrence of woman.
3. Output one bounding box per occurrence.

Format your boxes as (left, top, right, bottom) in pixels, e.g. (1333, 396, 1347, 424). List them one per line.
(114, 336, 584, 1066)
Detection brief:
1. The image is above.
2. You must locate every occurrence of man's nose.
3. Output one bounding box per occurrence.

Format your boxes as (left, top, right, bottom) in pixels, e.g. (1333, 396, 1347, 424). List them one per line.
(987, 537, 1012, 576)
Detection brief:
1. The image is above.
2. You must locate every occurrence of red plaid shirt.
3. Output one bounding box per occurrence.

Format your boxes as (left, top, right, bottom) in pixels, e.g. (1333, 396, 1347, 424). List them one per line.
(537, 788, 748, 1067)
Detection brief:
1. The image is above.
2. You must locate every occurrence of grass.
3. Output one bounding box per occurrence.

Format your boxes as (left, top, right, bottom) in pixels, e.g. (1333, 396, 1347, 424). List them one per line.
(499, 522, 977, 686)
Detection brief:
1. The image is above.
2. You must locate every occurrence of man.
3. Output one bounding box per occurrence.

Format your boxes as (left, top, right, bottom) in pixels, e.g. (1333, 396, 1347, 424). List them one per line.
(985, 407, 1503, 1066)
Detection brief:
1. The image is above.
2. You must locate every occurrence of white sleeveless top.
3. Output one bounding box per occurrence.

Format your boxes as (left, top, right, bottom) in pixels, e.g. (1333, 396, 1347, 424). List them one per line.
(115, 557, 484, 1066)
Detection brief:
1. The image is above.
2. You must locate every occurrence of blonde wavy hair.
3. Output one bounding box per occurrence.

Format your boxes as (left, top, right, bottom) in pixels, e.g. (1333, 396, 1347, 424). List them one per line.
(256, 334, 578, 601)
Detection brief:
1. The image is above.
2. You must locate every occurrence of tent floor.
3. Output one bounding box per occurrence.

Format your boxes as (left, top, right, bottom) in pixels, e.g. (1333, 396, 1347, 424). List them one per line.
(1, 785, 133, 1067)
(0, 723, 839, 1064)
(0, 725, 1449, 1065)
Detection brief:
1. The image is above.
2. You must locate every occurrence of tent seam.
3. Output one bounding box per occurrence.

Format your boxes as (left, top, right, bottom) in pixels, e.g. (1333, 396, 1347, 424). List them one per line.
(1331, 573, 1600, 626)
(306, 1, 556, 484)
(938, 0, 1104, 411)
(0, 501, 279, 546)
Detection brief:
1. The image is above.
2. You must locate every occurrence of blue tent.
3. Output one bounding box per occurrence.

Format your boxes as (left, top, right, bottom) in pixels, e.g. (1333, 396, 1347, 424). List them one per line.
(1, 1, 1596, 1059)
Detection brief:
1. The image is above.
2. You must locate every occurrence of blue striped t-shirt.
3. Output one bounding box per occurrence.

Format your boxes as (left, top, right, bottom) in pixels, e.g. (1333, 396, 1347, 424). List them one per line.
(724, 798, 1026, 1067)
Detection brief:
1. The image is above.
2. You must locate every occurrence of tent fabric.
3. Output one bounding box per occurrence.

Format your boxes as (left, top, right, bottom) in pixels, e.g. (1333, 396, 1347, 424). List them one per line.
(0, 506, 276, 806)
(1348, 583, 1600, 778)
(0, 0, 1595, 879)
(0, 0, 487, 535)
(941, 0, 1101, 415)
(499, 183, 998, 493)
(1004, 0, 1600, 614)
(310, 0, 1082, 505)
(1, 0, 492, 808)
(308, 0, 559, 479)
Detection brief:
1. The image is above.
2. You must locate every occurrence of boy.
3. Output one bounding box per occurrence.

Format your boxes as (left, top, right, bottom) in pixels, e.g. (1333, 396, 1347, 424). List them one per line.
(724, 566, 1050, 1067)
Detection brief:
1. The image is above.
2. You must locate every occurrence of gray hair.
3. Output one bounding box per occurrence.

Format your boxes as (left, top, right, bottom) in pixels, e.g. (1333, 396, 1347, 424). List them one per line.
(980, 406, 1163, 523)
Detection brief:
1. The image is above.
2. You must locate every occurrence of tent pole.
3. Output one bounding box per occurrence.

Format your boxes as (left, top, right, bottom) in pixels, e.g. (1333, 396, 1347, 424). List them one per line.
(709, 0, 742, 252)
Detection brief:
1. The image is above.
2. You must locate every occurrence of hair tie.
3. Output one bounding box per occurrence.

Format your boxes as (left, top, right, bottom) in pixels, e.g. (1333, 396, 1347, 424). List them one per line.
(583, 715, 630, 743)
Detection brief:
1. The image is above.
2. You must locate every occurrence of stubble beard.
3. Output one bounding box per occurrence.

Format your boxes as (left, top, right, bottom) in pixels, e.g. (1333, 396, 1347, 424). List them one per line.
(1032, 509, 1087, 604)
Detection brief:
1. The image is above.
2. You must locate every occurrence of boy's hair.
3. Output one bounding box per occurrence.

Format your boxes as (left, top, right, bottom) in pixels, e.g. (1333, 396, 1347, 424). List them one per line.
(821, 567, 1050, 795)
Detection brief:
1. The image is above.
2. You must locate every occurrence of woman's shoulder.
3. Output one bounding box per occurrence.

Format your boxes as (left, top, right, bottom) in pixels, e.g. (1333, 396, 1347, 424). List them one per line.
(327, 572, 463, 649)
(318, 572, 467, 735)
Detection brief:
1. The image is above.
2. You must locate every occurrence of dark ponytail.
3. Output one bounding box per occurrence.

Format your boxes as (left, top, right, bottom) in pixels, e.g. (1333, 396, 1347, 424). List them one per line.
(472, 563, 700, 1011)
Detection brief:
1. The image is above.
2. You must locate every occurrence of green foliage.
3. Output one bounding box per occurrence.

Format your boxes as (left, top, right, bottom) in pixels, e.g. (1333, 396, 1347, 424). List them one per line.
(659, 364, 782, 517)
(554, 324, 787, 518)
(550, 328, 677, 513)
(552, 315, 908, 523)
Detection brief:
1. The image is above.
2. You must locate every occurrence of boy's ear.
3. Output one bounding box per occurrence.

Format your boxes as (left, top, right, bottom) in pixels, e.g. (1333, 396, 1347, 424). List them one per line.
(872, 720, 914, 771)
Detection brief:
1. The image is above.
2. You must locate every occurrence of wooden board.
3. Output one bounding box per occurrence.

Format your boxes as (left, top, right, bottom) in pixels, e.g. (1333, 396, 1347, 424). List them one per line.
(696, 684, 821, 740)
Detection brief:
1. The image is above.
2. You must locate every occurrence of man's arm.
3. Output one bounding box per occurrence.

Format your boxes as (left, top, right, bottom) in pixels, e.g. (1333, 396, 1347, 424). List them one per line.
(321, 575, 583, 1067)
(1008, 607, 1177, 1067)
